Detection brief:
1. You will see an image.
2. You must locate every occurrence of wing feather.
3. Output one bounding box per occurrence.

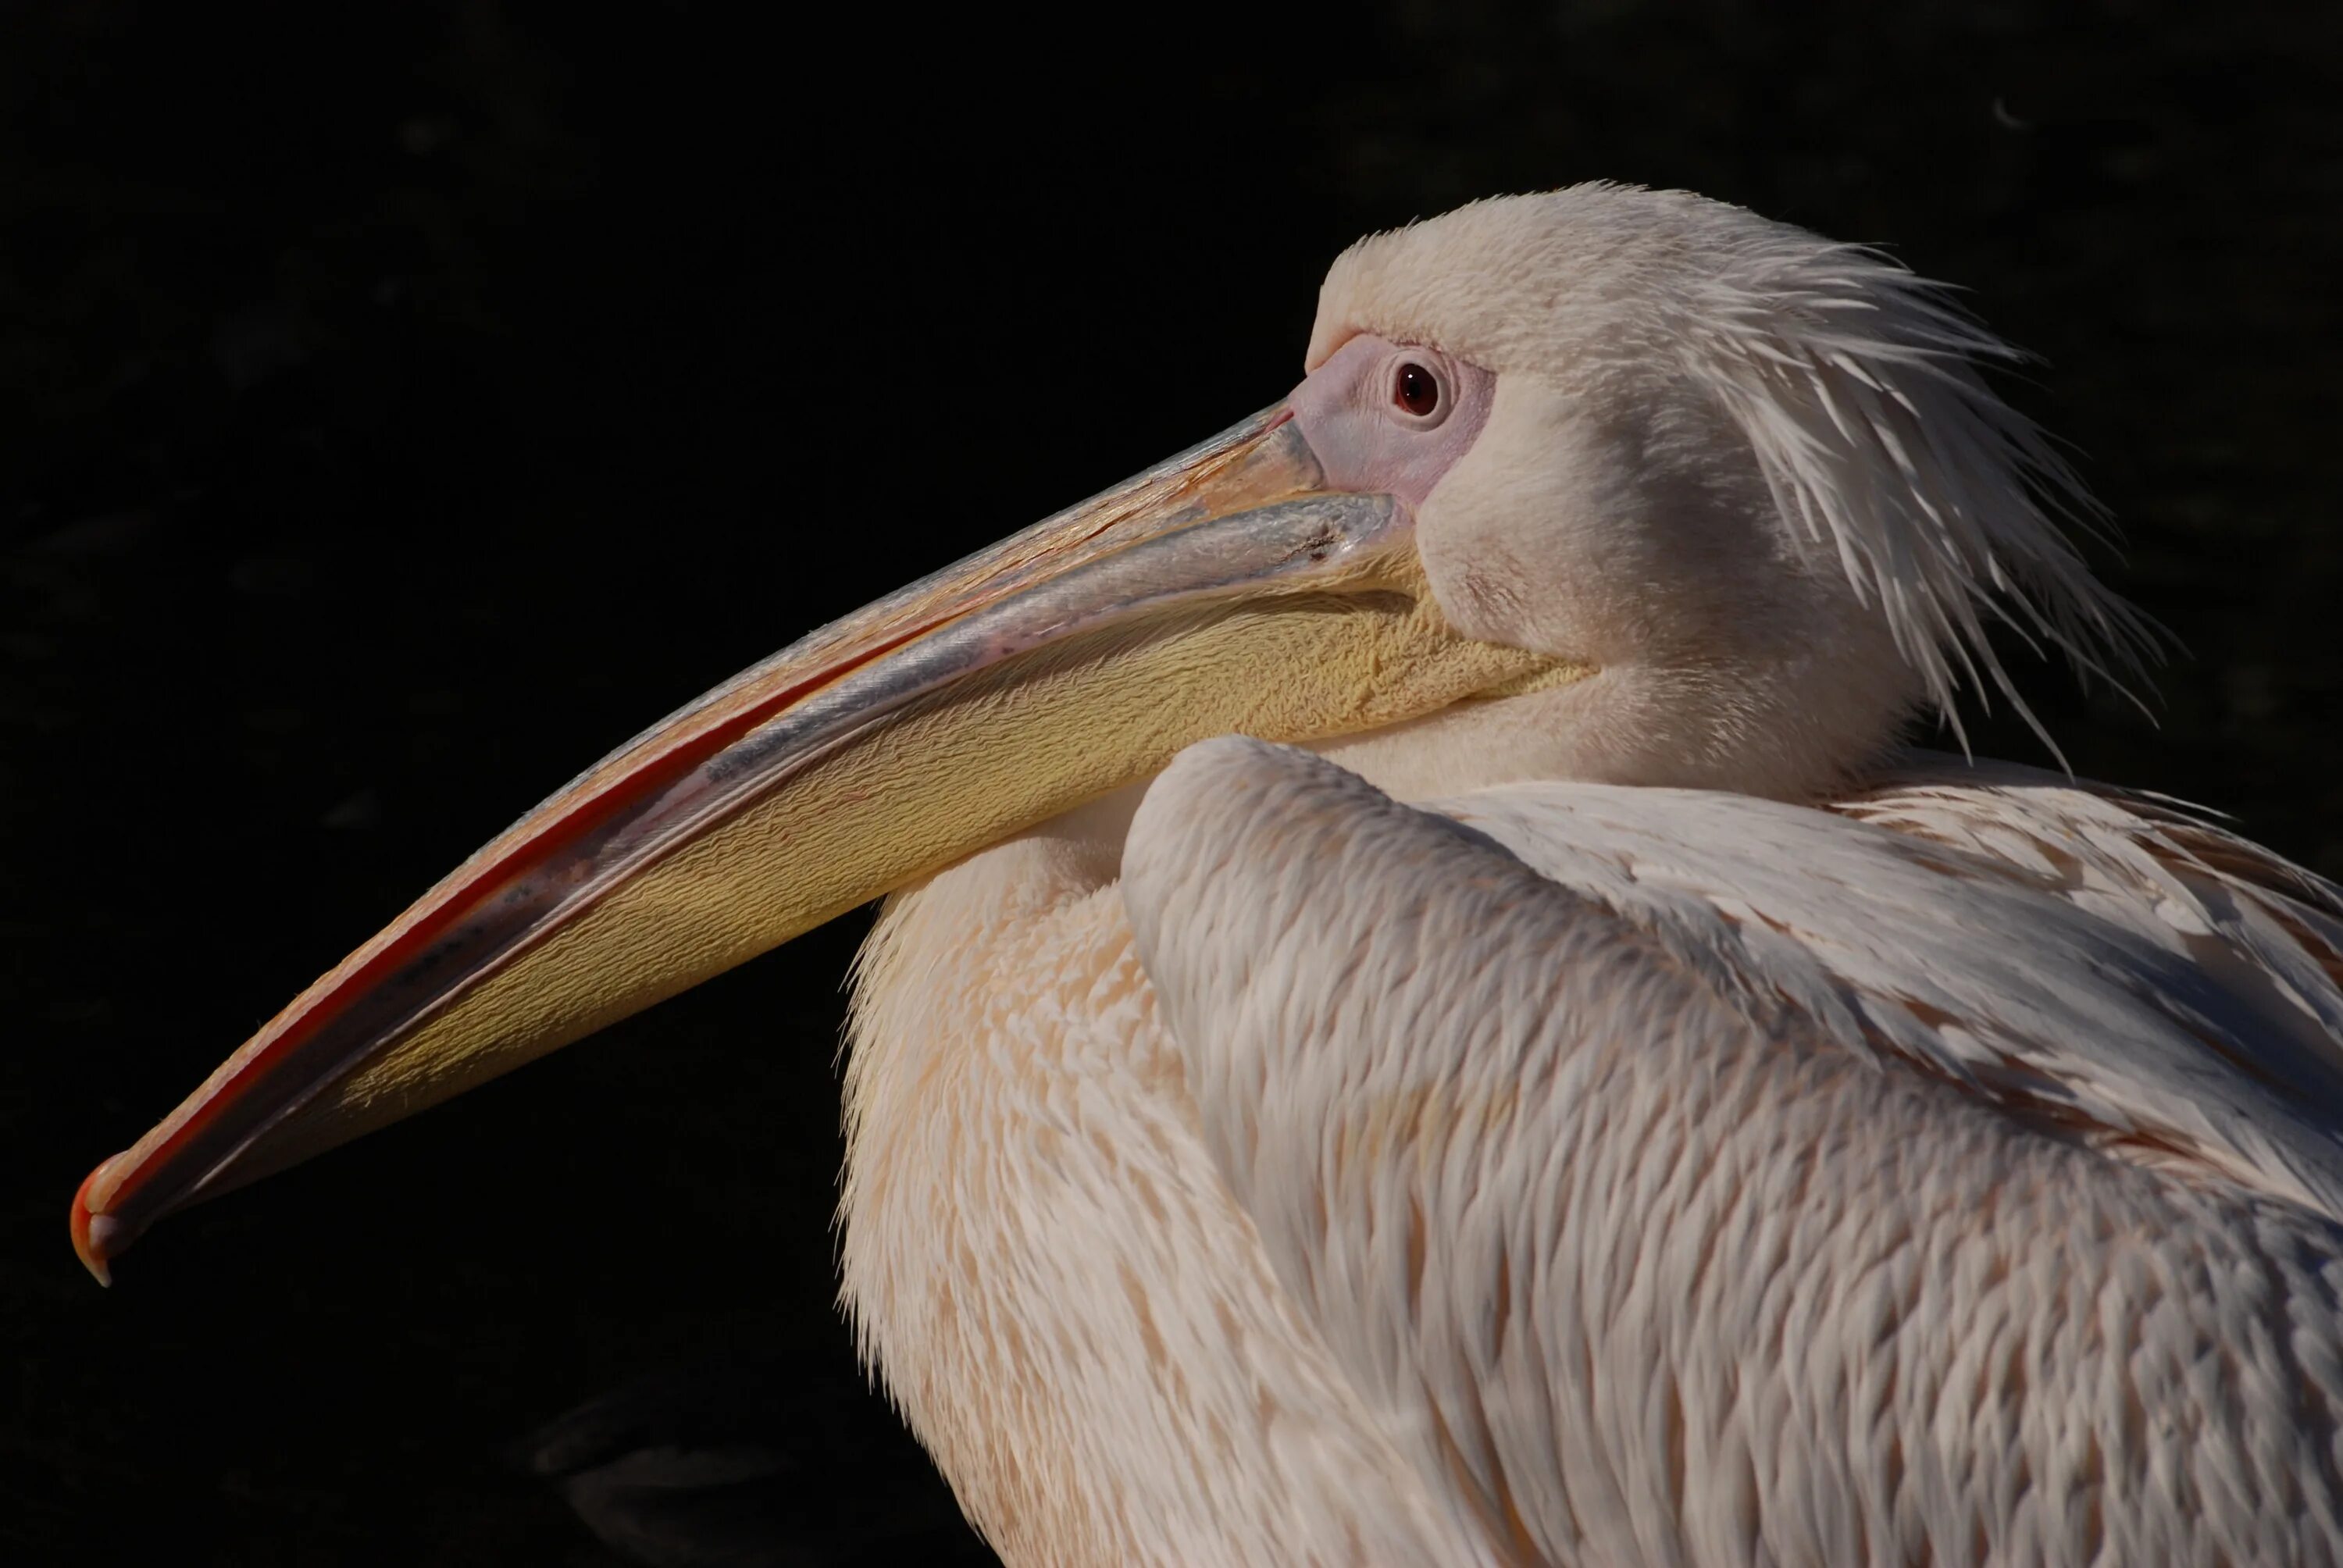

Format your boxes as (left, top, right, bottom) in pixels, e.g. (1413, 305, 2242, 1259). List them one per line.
(1124, 737, 2343, 1567)
(1446, 755, 2343, 1221)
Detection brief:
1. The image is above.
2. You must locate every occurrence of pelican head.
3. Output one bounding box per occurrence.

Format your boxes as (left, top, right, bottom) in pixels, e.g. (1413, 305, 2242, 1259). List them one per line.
(1305, 185, 2145, 801)
(72, 184, 2142, 1278)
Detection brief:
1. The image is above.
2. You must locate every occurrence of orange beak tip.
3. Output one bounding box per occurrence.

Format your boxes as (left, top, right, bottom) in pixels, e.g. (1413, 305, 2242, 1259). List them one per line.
(71, 1164, 120, 1288)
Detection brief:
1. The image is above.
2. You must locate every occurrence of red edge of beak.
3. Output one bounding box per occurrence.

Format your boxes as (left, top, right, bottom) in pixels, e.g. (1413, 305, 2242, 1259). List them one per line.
(70, 611, 940, 1283)
(72, 1166, 112, 1287)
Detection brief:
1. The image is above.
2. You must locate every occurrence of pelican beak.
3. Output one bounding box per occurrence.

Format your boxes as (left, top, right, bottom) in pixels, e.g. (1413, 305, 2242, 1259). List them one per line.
(72, 403, 1577, 1283)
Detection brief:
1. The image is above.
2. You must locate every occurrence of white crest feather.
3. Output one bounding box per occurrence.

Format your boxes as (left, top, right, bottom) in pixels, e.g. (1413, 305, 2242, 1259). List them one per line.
(1677, 214, 2160, 753)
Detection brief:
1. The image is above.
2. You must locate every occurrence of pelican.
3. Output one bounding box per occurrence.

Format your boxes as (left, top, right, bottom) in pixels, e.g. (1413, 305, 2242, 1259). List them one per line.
(73, 184, 2343, 1566)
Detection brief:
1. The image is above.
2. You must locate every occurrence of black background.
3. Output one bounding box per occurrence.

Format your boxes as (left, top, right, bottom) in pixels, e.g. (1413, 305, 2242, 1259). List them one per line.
(5, 2, 2339, 1563)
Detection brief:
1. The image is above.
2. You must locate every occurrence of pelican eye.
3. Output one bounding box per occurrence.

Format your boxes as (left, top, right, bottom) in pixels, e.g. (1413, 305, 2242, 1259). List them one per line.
(1393, 361, 1441, 419)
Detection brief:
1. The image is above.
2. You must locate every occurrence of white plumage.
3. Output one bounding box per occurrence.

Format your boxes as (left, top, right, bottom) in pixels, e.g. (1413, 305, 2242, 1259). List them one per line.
(835, 188, 2343, 1565)
(841, 739, 2343, 1565)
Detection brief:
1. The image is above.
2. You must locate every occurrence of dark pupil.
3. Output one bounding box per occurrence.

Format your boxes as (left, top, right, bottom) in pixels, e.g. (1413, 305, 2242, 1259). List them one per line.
(1396, 363, 1439, 416)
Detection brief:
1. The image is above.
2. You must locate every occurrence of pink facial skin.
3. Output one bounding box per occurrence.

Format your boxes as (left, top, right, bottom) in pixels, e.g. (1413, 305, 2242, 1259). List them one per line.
(1286, 334, 1497, 511)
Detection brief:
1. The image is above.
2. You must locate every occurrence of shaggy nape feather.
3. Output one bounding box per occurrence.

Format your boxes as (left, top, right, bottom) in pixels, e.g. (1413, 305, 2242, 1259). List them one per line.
(1683, 217, 2158, 752)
